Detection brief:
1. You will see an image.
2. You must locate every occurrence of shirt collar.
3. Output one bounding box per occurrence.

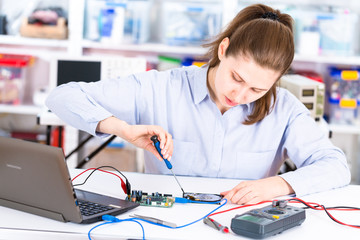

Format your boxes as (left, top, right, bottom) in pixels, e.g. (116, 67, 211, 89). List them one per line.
(190, 65, 252, 114)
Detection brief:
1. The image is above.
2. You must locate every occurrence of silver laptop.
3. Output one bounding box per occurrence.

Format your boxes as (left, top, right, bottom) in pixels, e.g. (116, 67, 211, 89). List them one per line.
(0, 136, 139, 223)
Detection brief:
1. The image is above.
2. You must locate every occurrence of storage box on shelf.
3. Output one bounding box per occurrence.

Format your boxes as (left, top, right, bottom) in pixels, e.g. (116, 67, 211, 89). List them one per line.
(237, 2, 359, 58)
(0, 54, 34, 105)
(317, 12, 359, 57)
(20, 17, 68, 40)
(84, 0, 150, 45)
(326, 67, 360, 126)
(161, 0, 222, 46)
(328, 98, 360, 125)
(290, 7, 359, 57)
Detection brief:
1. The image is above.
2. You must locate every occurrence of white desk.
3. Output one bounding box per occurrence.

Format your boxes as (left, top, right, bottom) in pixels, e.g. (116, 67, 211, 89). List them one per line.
(1, 169, 359, 240)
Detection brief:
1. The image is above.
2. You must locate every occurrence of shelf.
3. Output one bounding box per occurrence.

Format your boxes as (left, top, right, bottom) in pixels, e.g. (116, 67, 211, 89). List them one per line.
(0, 35, 69, 48)
(329, 124, 360, 135)
(0, 104, 43, 115)
(82, 40, 207, 56)
(243, 0, 360, 8)
(82, 40, 360, 65)
(294, 54, 360, 66)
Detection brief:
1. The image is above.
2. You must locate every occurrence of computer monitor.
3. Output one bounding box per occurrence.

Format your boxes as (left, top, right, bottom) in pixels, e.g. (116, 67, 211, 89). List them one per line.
(56, 59, 101, 86)
(49, 55, 147, 90)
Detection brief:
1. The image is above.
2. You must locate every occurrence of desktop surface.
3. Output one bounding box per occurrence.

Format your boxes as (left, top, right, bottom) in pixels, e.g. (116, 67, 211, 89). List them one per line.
(0, 169, 359, 240)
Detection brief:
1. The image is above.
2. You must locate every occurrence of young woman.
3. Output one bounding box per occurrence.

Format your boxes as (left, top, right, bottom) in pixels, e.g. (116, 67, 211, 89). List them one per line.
(46, 4, 350, 204)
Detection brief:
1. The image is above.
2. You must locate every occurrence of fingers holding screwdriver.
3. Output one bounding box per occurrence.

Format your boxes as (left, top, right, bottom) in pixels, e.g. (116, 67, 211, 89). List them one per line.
(151, 135, 173, 169)
(120, 123, 173, 162)
(144, 127, 173, 162)
(155, 131, 173, 161)
(104, 119, 173, 162)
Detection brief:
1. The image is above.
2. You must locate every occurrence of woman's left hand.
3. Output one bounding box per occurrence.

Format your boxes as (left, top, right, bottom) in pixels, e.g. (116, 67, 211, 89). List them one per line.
(220, 176, 294, 205)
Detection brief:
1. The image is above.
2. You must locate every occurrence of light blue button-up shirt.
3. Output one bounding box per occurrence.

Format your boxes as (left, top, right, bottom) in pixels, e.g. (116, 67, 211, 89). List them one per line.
(46, 65, 350, 197)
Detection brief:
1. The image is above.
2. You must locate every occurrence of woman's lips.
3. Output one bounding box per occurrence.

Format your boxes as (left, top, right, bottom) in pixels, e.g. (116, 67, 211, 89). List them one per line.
(225, 96, 238, 107)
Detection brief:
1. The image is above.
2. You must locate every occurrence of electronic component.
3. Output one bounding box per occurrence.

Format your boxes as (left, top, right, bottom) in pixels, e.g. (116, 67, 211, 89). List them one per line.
(126, 190, 175, 208)
(280, 74, 325, 121)
(230, 200, 306, 239)
(183, 192, 223, 203)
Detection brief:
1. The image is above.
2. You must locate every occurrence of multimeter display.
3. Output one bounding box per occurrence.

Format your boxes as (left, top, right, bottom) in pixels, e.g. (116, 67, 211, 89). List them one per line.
(236, 214, 268, 223)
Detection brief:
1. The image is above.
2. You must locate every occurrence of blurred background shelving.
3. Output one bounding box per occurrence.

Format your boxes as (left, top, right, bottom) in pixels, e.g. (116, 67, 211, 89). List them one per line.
(0, 0, 359, 182)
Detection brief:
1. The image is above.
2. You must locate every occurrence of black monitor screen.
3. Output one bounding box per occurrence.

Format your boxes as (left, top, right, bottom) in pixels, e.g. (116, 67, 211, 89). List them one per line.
(57, 60, 101, 86)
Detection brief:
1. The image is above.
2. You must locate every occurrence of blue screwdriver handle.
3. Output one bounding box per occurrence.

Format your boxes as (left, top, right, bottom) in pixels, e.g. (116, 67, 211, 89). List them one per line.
(151, 135, 172, 169)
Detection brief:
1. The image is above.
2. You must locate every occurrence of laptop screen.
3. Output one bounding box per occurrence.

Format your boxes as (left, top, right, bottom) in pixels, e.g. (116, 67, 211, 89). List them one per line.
(0, 136, 139, 223)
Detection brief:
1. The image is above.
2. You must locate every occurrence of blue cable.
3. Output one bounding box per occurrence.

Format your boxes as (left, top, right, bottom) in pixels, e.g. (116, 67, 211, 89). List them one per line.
(174, 197, 223, 204)
(88, 221, 113, 239)
(129, 199, 227, 229)
(88, 217, 145, 240)
(174, 198, 227, 229)
(88, 198, 227, 239)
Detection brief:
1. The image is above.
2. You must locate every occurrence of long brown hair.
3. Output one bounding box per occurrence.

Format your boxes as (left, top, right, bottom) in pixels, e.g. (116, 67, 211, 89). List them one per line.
(204, 4, 294, 124)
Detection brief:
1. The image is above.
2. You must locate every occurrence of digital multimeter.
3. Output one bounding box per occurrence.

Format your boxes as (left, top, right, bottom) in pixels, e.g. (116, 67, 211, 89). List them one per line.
(231, 200, 305, 239)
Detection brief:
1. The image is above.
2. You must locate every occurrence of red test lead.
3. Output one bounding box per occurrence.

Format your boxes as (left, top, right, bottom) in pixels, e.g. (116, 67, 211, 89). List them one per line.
(203, 217, 229, 233)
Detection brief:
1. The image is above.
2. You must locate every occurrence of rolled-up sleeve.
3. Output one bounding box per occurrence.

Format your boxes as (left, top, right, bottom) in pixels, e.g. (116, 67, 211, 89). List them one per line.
(45, 74, 141, 137)
(279, 103, 351, 197)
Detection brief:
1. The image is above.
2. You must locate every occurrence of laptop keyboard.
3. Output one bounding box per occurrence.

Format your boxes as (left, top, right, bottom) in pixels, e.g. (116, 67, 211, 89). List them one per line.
(78, 200, 114, 216)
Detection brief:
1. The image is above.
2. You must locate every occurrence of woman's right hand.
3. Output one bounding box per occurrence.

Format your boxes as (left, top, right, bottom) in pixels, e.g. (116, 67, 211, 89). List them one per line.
(122, 124, 173, 161)
(97, 116, 173, 161)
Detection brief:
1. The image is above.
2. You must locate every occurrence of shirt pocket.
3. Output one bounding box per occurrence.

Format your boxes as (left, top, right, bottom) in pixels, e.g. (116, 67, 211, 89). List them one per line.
(171, 139, 199, 176)
(235, 150, 276, 179)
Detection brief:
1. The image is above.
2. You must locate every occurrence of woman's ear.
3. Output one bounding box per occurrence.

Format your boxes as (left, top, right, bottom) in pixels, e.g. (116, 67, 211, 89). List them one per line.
(218, 37, 230, 61)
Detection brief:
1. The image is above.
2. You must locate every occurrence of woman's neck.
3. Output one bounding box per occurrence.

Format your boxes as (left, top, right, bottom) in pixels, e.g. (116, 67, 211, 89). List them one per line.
(207, 66, 229, 114)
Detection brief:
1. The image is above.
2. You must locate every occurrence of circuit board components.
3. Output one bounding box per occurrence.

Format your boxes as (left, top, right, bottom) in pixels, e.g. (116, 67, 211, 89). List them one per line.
(126, 190, 175, 208)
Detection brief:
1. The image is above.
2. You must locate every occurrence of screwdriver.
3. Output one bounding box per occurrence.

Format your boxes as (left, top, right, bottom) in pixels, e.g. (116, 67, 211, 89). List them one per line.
(150, 135, 185, 194)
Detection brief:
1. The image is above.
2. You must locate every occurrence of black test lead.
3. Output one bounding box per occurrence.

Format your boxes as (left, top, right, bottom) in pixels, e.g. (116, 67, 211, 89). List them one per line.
(150, 135, 185, 194)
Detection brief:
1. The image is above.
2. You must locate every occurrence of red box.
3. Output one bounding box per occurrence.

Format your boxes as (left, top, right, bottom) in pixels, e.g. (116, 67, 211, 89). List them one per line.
(0, 54, 34, 104)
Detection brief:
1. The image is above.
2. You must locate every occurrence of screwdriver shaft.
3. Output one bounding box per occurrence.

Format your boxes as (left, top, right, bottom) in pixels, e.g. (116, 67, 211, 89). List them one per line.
(170, 169, 185, 194)
(151, 135, 186, 194)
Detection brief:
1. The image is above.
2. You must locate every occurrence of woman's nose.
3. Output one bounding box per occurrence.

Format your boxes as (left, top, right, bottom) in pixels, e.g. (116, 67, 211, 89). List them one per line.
(233, 87, 248, 103)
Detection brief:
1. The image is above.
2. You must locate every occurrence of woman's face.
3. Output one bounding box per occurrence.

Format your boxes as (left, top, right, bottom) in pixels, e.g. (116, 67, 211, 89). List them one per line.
(208, 38, 280, 113)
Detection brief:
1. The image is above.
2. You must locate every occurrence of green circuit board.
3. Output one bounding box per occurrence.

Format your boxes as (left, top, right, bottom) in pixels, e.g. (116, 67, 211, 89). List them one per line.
(126, 191, 175, 208)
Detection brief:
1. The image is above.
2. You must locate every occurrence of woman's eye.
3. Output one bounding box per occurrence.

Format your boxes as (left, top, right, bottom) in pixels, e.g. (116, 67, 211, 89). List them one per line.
(232, 73, 242, 82)
(252, 88, 262, 93)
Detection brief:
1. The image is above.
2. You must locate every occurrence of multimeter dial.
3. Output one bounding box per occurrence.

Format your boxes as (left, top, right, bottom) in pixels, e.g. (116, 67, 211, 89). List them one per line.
(265, 209, 285, 215)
